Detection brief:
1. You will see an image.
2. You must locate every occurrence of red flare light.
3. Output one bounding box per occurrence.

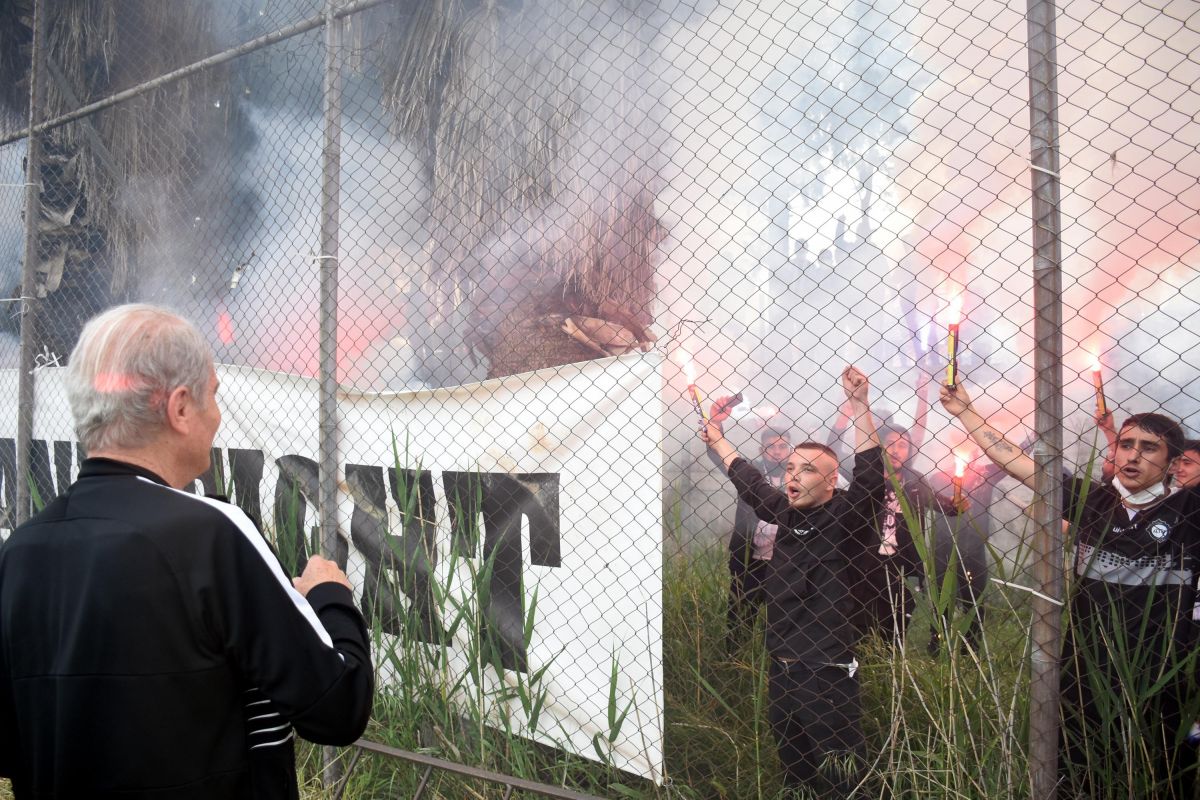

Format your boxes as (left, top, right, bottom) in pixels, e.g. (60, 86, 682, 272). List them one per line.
(952, 452, 967, 506)
(676, 346, 708, 422)
(217, 309, 235, 346)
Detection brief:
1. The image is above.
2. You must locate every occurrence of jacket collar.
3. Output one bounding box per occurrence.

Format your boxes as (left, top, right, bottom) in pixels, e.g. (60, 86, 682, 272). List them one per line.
(78, 457, 171, 487)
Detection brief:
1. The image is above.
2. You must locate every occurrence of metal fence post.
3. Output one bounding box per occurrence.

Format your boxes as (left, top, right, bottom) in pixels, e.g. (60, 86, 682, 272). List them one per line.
(1026, 0, 1065, 796)
(319, 0, 344, 787)
(16, 0, 47, 526)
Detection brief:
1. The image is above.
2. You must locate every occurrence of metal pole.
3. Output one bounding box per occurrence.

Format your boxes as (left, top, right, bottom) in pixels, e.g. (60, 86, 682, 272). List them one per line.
(319, 0, 344, 787)
(16, 0, 47, 526)
(1026, 0, 1065, 797)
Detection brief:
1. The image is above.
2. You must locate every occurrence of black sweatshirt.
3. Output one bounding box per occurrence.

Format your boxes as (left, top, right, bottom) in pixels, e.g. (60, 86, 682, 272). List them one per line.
(0, 458, 374, 799)
(1062, 476, 1200, 676)
(727, 447, 885, 664)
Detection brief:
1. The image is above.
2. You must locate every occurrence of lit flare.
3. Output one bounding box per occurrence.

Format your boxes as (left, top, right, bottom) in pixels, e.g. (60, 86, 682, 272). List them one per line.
(677, 348, 708, 423)
(952, 453, 967, 507)
(1089, 350, 1107, 417)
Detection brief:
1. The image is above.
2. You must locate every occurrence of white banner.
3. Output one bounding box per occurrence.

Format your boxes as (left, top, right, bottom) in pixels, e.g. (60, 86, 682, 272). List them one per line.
(0, 351, 664, 781)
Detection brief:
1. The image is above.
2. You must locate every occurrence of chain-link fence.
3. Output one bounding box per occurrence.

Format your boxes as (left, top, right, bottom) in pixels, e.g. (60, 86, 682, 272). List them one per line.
(1, 0, 1198, 797)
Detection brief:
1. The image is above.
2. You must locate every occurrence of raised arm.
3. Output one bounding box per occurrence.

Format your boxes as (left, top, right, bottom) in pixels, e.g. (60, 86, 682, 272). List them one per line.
(824, 400, 851, 469)
(842, 365, 880, 452)
(702, 396, 742, 472)
(699, 411, 791, 523)
(909, 368, 932, 451)
(940, 382, 1036, 488)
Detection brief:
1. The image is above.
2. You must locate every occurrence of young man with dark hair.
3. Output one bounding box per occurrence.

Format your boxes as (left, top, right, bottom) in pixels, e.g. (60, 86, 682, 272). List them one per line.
(708, 418, 794, 651)
(858, 423, 963, 645)
(1172, 439, 1200, 490)
(941, 384, 1200, 796)
(702, 366, 883, 797)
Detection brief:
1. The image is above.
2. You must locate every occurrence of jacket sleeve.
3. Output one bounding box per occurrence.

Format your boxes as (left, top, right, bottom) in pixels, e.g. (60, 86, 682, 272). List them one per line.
(727, 457, 792, 526)
(845, 446, 886, 509)
(197, 508, 374, 746)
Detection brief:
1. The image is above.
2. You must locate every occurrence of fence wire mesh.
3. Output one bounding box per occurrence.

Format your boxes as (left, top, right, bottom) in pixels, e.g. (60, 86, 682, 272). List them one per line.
(0, 0, 1198, 798)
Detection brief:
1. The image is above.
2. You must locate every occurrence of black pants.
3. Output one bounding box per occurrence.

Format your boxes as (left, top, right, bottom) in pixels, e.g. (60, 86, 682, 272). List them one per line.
(727, 557, 769, 650)
(1060, 637, 1198, 799)
(926, 565, 986, 655)
(768, 659, 865, 797)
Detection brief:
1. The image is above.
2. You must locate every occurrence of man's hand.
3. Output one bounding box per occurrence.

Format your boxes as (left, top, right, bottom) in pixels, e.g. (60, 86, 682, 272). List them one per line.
(937, 491, 971, 515)
(939, 382, 973, 418)
(841, 365, 870, 406)
(699, 416, 724, 447)
(709, 395, 739, 425)
(294, 555, 353, 597)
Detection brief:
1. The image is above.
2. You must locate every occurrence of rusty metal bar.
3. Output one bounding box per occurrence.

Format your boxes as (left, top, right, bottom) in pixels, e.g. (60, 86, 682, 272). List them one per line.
(1025, 0, 1066, 797)
(330, 749, 364, 800)
(350, 739, 608, 800)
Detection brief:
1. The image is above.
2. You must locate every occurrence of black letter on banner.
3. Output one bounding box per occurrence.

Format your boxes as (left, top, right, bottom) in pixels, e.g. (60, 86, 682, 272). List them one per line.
(0, 438, 14, 528)
(441, 471, 561, 673)
(274, 455, 348, 573)
(0, 439, 75, 524)
(198, 449, 265, 525)
(26, 440, 55, 513)
(195, 448, 222, 495)
(345, 465, 442, 642)
(228, 449, 265, 525)
(390, 467, 442, 642)
(54, 441, 75, 499)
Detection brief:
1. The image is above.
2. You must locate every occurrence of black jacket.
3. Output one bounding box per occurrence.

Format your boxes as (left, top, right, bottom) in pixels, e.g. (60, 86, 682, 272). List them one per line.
(708, 449, 785, 570)
(0, 458, 374, 799)
(728, 447, 885, 663)
(1062, 477, 1200, 676)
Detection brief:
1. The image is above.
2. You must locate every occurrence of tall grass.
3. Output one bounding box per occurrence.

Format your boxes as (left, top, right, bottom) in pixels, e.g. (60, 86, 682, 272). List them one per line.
(301, 506, 1044, 798)
(3, 449, 1164, 799)
(4, 495, 1183, 799)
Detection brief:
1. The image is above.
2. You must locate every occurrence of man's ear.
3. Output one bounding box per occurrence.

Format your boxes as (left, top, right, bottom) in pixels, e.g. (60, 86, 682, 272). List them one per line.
(163, 385, 192, 435)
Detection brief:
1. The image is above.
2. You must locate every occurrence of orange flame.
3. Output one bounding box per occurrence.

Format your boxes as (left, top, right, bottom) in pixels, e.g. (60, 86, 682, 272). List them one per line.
(954, 453, 967, 479)
(677, 346, 698, 385)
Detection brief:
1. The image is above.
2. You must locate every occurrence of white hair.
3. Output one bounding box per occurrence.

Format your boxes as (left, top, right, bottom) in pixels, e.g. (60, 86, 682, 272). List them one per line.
(64, 304, 213, 452)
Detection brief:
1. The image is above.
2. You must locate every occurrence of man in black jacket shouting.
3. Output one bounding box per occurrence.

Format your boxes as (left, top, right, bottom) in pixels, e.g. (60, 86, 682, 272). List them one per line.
(0, 304, 374, 799)
(702, 366, 883, 798)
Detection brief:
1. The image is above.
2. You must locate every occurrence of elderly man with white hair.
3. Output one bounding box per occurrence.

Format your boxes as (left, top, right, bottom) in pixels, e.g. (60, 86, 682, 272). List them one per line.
(0, 303, 373, 799)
